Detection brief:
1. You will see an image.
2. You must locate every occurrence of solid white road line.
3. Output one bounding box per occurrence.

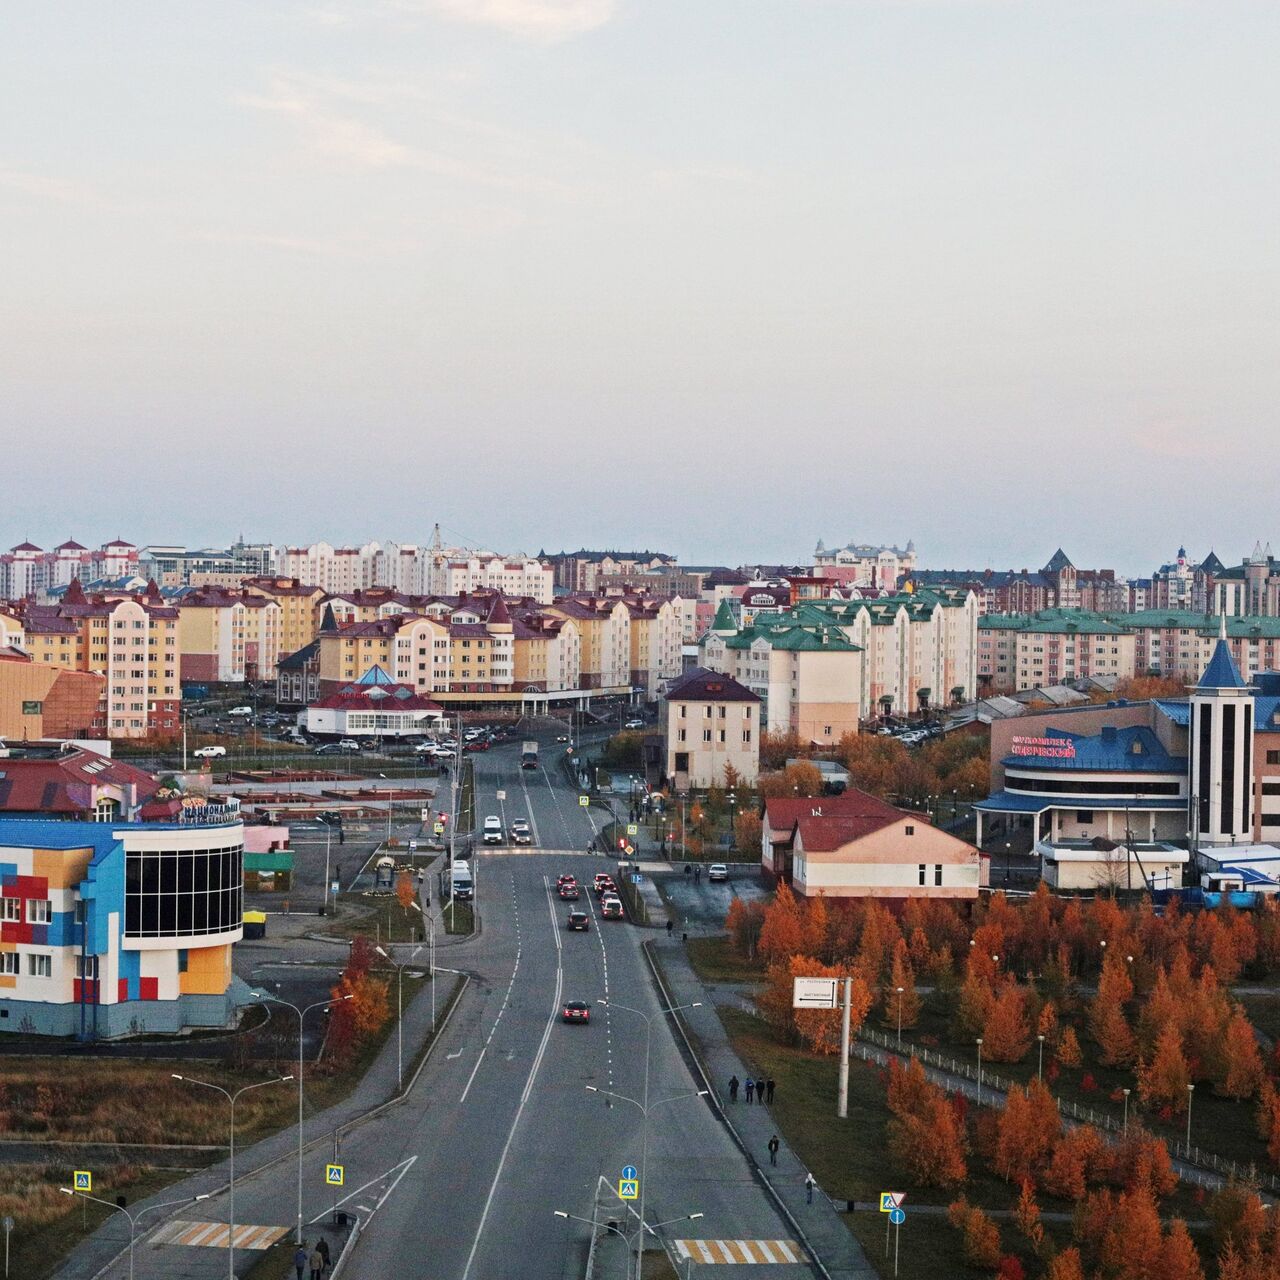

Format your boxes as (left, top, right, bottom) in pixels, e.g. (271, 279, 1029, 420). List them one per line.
(459, 874, 564, 1280)
(307, 1157, 417, 1226)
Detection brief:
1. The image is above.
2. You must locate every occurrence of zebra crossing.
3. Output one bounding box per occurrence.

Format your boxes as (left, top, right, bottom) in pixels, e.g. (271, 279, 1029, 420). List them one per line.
(148, 1219, 289, 1250)
(673, 1239, 806, 1265)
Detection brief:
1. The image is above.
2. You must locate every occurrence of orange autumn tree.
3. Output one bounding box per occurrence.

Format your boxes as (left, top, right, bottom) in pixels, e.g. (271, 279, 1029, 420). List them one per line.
(888, 1060, 967, 1187)
(1220, 1006, 1265, 1100)
(757, 881, 806, 963)
(1014, 1178, 1044, 1253)
(1137, 1022, 1191, 1112)
(982, 984, 1032, 1063)
(395, 870, 417, 913)
(1099, 1184, 1164, 1280)
(1056, 1025, 1083, 1068)
(880, 939, 922, 1032)
(1160, 1219, 1206, 1280)
(994, 1079, 1061, 1184)
(947, 1200, 1001, 1269)
(1045, 1248, 1086, 1280)
(758, 955, 869, 1054)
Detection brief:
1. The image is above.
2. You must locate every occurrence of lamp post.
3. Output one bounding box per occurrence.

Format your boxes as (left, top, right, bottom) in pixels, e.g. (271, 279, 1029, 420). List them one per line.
(590, 998, 705, 1280)
(171, 1073, 292, 1279)
(1187, 1083, 1195, 1147)
(1122, 1087, 1131, 1132)
(976, 1038, 983, 1105)
(59, 1190, 209, 1280)
(251, 991, 353, 1244)
(1004, 841, 1011, 883)
(1037, 1034, 1045, 1082)
(379, 773, 393, 846)
(377, 937, 422, 1091)
(895, 986, 904, 1049)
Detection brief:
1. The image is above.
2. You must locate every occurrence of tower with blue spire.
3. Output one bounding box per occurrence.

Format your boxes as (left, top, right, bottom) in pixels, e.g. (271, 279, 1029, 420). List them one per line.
(1189, 615, 1255, 848)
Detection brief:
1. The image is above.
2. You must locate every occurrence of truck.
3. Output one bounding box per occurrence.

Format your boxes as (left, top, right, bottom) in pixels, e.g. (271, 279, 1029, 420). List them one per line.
(521, 740, 538, 770)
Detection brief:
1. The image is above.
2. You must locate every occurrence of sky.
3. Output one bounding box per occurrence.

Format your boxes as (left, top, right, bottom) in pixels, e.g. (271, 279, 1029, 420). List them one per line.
(2, 1, 1277, 574)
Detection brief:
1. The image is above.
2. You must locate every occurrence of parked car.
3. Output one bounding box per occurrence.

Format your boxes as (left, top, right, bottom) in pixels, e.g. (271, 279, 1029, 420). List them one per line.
(624, 718, 644, 729)
(708, 863, 728, 883)
(228, 706, 253, 716)
(193, 745, 226, 758)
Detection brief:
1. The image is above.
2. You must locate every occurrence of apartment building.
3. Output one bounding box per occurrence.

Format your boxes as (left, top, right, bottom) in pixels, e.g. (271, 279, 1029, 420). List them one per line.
(433, 556, 553, 604)
(545, 597, 632, 690)
(169, 588, 282, 683)
(1214, 545, 1280, 617)
(977, 612, 1137, 693)
(663, 667, 760, 789)
(624, 598, 683, 699)
(812, 539, 917, 590)
(543, 550, 677, 594)
(240, 578, 328, 658)
(511, 612, 581, 692)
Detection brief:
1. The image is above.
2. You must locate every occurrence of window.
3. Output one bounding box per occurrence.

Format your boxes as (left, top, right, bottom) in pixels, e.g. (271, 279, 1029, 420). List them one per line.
(125, 842, 244, 939)
(718, 730, 726, 743)
(26, 900, 51, 924)
(1076, 810, 1094, 824)
(677, 729, 686, 743)
(28, 954, 52, 978)
(934, 864, 943, 887)
(918, 864, 926, 886)
(0, 898, 19, 923)
(0, 954, 17, 976)
(1268, 751, 1280, 766)
(74, 900, 87, 924)
(905, 825, 915, 836)
(742, 729, 752, 744)
(702, 729, 712, 743)
(74, 956, 98, 979)
(823, 725, 832, 736)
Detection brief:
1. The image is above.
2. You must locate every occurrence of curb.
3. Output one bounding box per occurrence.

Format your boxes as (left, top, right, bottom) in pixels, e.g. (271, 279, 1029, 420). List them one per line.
(640, 940, 833, 1280)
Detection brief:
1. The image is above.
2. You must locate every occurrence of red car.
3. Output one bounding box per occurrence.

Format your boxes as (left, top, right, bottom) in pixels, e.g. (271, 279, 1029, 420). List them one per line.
(463, 740, 489, 752)
(557, 873, 577, 887)
(562, 1000, 591, 1022)
(594, 877, 616, 897)
(558, 883, 581, 901)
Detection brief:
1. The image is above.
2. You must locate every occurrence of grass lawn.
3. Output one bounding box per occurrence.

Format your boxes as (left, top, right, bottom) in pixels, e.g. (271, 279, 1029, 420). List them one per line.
(442, 900, 475, 935)
(243, 1236, 299, 1280)
(1239, 993, 1280, 1044)
(325, 893, 430, 946)
(685, 935, 766, 985)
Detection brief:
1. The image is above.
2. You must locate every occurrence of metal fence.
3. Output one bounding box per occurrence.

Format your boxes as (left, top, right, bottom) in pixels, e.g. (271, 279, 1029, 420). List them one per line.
(856, 1026, 1279, 1195)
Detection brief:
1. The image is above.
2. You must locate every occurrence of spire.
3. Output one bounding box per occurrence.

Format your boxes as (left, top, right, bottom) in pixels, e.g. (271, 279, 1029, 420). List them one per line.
(319, 603, 338, 633)
(1198, 623, 1246, 690)
(711, 598, 738, 635)
(487, 594, 511, 626)
(64, 576, 86, 606)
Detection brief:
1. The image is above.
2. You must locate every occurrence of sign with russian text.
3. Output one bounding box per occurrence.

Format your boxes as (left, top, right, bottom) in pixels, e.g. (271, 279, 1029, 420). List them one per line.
(1010, 736, 1076, 759)
(793, 977, 839, 1009)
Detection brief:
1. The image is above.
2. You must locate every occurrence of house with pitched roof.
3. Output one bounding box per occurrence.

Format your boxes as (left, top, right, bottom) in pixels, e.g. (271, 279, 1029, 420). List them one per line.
(662, 667, 759, 789)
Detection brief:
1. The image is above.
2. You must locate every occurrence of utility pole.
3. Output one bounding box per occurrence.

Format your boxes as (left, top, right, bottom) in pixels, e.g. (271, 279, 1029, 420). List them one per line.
(838, 977, 852, 1119)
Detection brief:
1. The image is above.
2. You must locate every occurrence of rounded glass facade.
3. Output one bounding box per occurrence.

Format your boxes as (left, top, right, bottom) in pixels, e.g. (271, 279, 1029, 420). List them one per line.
(124, 842, 243, 939)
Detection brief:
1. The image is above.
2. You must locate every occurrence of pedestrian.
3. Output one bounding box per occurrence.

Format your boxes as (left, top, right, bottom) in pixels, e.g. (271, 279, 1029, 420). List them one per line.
(745, 1079, 755, 1104)
(317, 1238, 331, 1271)
(728, 1074, 739, 1103)
(767, 1134, 780, 1166)
(294, 1244, 309, 1280)
(684, 864, 692, 877)
(805, 1172, 816, 1205)
(766, 1077, 776, 1105)
(694, 865, 701, 884)
(310, 1244, 324, 1279)
(666, 919, 674, 936)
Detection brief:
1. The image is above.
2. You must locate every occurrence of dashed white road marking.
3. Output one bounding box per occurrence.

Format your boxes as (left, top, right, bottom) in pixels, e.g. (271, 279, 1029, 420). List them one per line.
(460, 871, 522, 1105)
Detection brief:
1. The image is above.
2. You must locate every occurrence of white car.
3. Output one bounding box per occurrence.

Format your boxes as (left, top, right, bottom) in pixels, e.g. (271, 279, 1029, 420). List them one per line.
(624, 718, 644, 730)
(510, 819, 533, 846)
(193, 745, 226, 759)
(708, 863, 728, 883)
(483, 815, 503, 845)
(228, 706, 252, 716)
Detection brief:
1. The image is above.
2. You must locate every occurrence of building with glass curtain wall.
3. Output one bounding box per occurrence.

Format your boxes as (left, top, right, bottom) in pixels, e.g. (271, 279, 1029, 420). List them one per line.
(0, 812, 244, 1038)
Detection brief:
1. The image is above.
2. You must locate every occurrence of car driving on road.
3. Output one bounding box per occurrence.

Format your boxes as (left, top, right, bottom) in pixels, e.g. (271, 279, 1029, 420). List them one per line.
(566, 910, 590, 931)
(562, 1000, 591, 1022)
(708, 863, 728, 882)
(482, 815, 503, 845)
(600, 895, 624, 920)
(510, 819, 533, 846)
(592, 874, 616, 896)
(558, 882, 580, 900)
(192, 745, 226, 758)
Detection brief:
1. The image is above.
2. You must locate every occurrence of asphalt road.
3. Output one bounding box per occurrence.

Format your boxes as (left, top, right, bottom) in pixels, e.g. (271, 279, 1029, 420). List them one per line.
(83, 737, 809, 1280)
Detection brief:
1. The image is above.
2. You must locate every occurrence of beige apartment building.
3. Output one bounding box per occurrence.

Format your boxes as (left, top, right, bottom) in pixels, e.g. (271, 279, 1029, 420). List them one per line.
(545, 597, 632, 690)
(242, 578, 328, 658)
(663, 667, 760, 789)
(172, 588, 282, 683)
(625, 598, 683, 699)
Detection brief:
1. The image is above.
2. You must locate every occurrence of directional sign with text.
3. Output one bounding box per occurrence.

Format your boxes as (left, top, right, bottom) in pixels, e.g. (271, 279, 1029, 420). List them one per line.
(326, 1164, 344, 1186)
(73, 1171, 92, 1192)
(618, 1178, 639, 1200)
(793, 977, 840, 1009)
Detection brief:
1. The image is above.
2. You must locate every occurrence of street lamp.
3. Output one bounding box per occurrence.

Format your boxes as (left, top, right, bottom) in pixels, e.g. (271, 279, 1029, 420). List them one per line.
(895, 986, 904, 1049)
(59, 1190, 209, 1280)
(976, 1038, 983, 1105)
(377, 938, 423, 1091)
(1187, 1083, 1195, 1147)
(1122, 1087, 1131, 1132)
(1037, 1034, 1045, 1082)
(251, 991, 353, 1244)
(590, 998, 705, 1280)
(171, 1073, 292, 1279)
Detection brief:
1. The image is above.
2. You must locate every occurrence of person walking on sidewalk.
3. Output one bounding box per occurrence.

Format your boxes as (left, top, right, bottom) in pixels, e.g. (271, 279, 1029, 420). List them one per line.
(309, 1244, 325, 1280)
(728, 1074, 739, 1103)
(317, 1238, 331, 1271)
(767, 1134, 780, 1167)
(745, 1078, 755, 1104)
(756, 1077, 766, 1104)
(294, 1244, 309, 1280)
(666, 919, 674, 937)
(766, 1077, 776, 1105)
(805, 1172, 816, 1204)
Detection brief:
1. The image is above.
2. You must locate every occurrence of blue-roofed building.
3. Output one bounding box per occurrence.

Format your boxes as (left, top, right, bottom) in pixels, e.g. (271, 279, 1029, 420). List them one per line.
(0, 810, 245, 1039)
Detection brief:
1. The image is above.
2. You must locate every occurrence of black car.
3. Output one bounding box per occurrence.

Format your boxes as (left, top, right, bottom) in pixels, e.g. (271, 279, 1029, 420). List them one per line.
(567, 910, 590, 931)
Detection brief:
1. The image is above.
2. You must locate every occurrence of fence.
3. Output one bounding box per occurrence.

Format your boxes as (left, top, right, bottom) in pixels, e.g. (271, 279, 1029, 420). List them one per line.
(855, 1026, 1280, 1196)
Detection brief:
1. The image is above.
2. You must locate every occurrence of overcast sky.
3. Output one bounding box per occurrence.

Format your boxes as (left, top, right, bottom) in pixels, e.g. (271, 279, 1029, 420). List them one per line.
(2, 1, 1276, 574)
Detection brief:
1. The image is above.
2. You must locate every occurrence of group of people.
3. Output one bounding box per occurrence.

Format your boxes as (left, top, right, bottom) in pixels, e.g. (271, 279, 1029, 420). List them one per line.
(726, 1074, 775, 1105)
(294, 1238, 331, 1280)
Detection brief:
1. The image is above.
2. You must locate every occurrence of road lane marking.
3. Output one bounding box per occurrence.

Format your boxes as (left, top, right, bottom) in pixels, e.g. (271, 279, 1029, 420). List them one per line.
(672, 1240, 805, 1264)
(582, 873, 613, 1090)
(308, 1157, 417, 1226)
(460, 869, 521, 1105)
(149, 1221, 287, 1250)
(459, 874, 564, 1280)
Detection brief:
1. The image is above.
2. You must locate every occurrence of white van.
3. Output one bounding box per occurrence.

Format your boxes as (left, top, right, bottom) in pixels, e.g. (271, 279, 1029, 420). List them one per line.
(450, 860, 474, 900)
(483, 815, 503, 845)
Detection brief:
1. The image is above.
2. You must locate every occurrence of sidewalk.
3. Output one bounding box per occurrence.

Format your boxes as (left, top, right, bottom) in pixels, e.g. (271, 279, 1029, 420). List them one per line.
(646, 935, 877, 1280)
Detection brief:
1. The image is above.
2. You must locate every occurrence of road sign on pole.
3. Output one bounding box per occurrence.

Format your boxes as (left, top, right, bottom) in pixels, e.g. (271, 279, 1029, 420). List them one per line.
(496, 790, 506, 802)
(579, 795, 590, 807)
(621, 1165, 637, 1181)
(793, 977, 840, 1009)
(325, 1164, 344, 1186)
(618, 1178, 639, 1200)
(889, 1207, 905, 1225)
(420, 807, 431, 822)
(72, 1171, 91, 1192)
(879, 1192, 905, 1212)
(626, 823, 638, 836)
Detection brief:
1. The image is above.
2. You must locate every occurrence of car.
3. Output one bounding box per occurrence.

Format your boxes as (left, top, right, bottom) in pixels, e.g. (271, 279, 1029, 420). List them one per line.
(413, 741, 440, 755)
(559, 882, 580, 900)
(708, 863, 728, 883)
(562, 1000, 591, 1022)
(510, 819, 533, 846)
(482, 815, 503, 845)
(592, 873, 615, 894)
(566, 910, 590, 930)
(314, 743, 343, 755)
(192, 745, 226, 758)
(228, 706, 253, 716)
(463, 740, 489, 753)
(555, 734, 569, 743)
(557, 873, 578, 887)
(600, 896, 624, 920)
(624, 718, 644, 729)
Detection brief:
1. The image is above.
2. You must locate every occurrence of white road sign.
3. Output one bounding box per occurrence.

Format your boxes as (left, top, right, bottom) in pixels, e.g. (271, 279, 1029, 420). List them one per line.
(792, 977, 840, 1009)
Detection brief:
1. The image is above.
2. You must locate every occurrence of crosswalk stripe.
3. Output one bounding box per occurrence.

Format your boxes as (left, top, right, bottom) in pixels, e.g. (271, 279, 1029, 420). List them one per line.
(756, 1241, 777, 1262)
(145, 1220, 286, 1252)
(669, 1239, 805, 1265)
(698, 1240, 716, 1263)
(775, 1240, 798, 1263)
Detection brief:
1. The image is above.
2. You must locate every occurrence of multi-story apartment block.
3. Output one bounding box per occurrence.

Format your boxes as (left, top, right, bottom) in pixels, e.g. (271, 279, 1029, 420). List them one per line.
(977, 612, 1137, 693)
(277, 542, 382, 595)
(511, 612, 581, 693)
(1150, 547, 1224, 613)
(1, 582, 180, 737)
(168, 588, 282, 683)
(433, 556, 553, 604)
(240, 578, 329, 659)
(624, 598, 683, 699)
(544, 597, 632, 690)
(542, 550, 677, 595)
(1213, 545, 1280, 617)
(662, 667, 760, 789)
(812, 539, 917, 590)
(910, 550, 1130, 616)
(0, 542, 49, 600)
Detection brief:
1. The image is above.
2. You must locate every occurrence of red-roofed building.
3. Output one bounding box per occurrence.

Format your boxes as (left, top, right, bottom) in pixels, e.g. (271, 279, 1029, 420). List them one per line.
(663, 667, 760, 789)
(303, 667, 444, 740)
(762, 788, 982, 900)
(0, 743, 160, 821)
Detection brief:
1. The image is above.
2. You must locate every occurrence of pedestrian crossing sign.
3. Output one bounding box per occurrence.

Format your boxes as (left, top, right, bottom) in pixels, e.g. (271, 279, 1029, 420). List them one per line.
(619, 1178, 639, 1200)
(626, 824, 637, 836)
(73, 1171, 91, 1192)
(879, 1192, 905, 1212)
(579, 795, 590, 807)
(326, 1164, 344, 1186)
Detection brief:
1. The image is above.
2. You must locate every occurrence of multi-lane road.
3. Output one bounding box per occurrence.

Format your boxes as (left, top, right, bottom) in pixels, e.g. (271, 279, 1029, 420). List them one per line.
(80, 736, 812, 1280)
